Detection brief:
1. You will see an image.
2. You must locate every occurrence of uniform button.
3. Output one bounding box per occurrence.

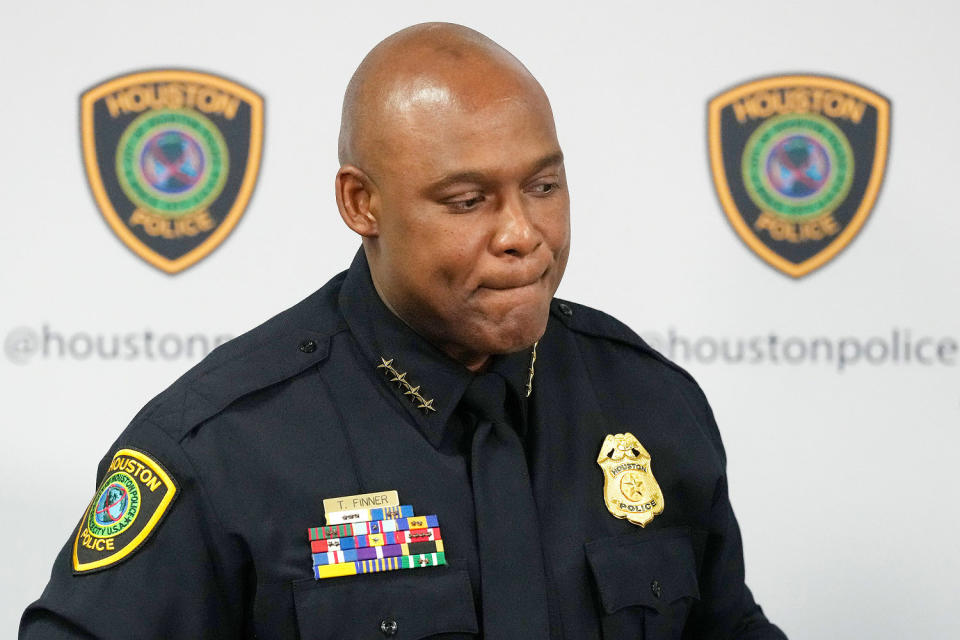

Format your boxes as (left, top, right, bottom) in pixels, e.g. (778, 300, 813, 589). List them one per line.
(650, 579, 663, 599)
(298, 339, 317, 353)
(380, 618, 398, 636)
(558, 302, 573, 317)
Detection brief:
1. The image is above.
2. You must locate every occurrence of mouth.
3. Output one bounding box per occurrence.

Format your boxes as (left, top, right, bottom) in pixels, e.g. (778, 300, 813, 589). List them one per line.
(479, 264, 550, 291)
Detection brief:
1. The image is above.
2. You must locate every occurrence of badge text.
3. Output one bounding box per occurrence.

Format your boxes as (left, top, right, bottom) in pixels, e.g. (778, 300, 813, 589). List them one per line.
(104, 82, 241, 120)
(732, 88, 866, 124)
(108, 456, 162, 492)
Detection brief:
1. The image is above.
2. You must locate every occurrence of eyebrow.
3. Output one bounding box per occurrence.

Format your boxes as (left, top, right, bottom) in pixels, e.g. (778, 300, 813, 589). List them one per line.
(425, 151, 565, 194)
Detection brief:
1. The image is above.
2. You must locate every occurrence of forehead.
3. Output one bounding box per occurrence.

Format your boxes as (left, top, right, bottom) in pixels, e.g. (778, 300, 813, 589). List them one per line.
(379, 84, 561, 184)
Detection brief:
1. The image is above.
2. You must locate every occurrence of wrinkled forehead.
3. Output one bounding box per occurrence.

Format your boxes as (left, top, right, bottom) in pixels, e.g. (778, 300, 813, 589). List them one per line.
(389, 97, 558, 189)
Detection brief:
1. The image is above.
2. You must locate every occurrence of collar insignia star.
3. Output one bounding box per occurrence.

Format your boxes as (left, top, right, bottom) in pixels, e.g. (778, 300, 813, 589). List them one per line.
(376, 357, 437, 415)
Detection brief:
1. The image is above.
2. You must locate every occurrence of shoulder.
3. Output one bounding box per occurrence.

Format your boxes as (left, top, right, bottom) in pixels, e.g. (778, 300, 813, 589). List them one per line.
(126, 270, 350, 444)
(548, 298, 726, 462)
(549, 297, 695, 385)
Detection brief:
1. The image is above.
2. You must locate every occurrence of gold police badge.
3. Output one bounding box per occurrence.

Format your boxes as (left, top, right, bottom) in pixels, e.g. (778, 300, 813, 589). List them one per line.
(597, 433, 664, 527)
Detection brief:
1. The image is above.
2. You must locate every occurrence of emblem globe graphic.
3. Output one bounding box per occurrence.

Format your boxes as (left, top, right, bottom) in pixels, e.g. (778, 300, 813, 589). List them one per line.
(115, 108, 229, 217)
(141, 130, 205, 194)
(741, 113, 854, 220)
(95, 482, 129, 526)
(766, 135, 830, 199)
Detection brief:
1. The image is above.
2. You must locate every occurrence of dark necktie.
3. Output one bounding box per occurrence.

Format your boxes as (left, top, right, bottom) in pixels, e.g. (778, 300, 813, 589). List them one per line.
(461, 373, 551, 639)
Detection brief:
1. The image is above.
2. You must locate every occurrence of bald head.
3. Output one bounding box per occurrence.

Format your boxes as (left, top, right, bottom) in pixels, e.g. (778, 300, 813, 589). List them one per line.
(334, 23, 569, 370)
(338, 22, 552, 173)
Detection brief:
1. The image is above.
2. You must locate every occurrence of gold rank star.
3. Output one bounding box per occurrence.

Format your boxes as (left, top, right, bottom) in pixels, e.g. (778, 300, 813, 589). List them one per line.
(376, 356, 436, 416)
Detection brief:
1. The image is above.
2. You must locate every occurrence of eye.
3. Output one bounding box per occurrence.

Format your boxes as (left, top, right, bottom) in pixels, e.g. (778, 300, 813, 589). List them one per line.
(527, 181, 561, 196)
(445, 194, 486, 212)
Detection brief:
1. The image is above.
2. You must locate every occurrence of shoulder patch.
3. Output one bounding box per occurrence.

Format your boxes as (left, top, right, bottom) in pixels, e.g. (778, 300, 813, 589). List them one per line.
(73, 448, 177, 574)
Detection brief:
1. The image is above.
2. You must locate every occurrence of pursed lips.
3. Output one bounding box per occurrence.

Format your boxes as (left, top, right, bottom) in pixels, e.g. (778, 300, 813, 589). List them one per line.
(479, 263, 550, 291)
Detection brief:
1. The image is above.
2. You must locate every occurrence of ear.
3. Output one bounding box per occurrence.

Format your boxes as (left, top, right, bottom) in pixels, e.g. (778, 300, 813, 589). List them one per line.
(335, 165, 379, 237)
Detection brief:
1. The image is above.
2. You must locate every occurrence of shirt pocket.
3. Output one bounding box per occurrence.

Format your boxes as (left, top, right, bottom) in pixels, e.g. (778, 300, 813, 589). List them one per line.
(291, 567, 479, 640)
(585, 527, 700, 640)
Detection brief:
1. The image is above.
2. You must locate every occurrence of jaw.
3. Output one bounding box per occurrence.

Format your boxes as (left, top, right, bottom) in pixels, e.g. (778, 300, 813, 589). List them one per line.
(374, 257, 563, 368)
(454, 294, 552, 356)
(454, 261, 564, 357)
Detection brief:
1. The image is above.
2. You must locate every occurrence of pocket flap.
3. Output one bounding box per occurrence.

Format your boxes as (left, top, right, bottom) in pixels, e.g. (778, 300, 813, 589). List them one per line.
(585, 527, 700, 614)
(292, 567, 478, 639)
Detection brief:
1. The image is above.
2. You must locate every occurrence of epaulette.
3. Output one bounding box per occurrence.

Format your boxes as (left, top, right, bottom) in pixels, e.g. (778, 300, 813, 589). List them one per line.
(549, 298, 698, 387)
(135, 272, 349, 442)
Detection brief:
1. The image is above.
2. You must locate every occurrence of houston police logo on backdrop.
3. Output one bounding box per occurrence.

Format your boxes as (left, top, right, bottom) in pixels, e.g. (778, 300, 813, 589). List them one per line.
(81, 70, 264, 274)
(708, 75, 890, 278)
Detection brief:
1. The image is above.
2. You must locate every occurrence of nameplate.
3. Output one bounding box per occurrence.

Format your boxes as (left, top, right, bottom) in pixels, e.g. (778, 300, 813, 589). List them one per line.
(323, 490, 400, 515)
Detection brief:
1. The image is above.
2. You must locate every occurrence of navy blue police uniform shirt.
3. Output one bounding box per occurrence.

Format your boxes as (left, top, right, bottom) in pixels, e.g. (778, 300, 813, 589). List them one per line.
(21, 250, 787, 639)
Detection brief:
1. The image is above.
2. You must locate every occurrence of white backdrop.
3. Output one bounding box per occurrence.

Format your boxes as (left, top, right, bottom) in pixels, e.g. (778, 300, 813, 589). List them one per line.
(2, 1, 958, 637)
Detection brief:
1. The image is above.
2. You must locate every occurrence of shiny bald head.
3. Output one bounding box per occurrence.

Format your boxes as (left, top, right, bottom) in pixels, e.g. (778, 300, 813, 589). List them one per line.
(334, 23, 569, 370)
(338, 22, 552, 173)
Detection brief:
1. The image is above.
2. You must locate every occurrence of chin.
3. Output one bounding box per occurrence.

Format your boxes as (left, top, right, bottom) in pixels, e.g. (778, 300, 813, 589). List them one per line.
(481, 306, 550, 355)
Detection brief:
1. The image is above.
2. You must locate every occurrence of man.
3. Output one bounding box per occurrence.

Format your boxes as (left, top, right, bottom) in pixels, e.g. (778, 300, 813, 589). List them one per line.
(22, 23, 787, 639)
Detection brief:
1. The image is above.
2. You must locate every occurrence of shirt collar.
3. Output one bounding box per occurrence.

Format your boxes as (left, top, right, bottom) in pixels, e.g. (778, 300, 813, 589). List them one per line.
(338, 249, 536, 448)
(487, 342, 536, 409)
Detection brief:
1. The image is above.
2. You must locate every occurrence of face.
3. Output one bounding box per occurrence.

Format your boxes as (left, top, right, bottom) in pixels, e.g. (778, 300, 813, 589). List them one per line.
(360, 77, 570, 369)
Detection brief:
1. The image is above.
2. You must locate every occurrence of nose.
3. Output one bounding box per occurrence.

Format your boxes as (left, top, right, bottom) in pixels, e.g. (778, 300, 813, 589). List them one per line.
(491, 191, 542, 257)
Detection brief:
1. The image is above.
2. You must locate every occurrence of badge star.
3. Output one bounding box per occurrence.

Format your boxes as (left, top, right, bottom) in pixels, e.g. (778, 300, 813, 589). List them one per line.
(374, 356, 436, 416)
(621, 475, 645, 501)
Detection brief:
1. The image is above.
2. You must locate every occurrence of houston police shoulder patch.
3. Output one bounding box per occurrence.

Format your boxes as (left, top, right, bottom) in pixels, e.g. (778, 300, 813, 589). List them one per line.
(708, 75, 890, 278)
(73, 448, 177, 574)
(80, 69, 264, 274)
